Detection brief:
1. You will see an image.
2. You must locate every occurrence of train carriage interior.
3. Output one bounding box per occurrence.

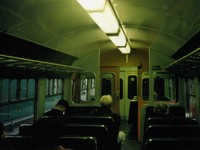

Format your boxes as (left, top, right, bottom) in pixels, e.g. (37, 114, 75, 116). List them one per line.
(0, 0, 200, 150)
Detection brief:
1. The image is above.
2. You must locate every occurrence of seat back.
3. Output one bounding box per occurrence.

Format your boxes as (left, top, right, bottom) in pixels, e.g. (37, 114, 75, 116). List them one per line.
(168, 106, 185, 117)
(19, 123, 109, 150)
(145, 117, 198, 129)
(145, 125, 200, 139)
(144, 138, 200, 150)
(6, 135, 97, 150)
(68, 106, 100, 116)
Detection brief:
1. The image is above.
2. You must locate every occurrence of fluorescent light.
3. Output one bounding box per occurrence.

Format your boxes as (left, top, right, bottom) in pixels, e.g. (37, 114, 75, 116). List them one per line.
(77, 0, 106, 11)
(77, 0, 119, 34)
(119, 43, 131, 54)
(77, 0, 130, 54)
(108, 29, 126, 46)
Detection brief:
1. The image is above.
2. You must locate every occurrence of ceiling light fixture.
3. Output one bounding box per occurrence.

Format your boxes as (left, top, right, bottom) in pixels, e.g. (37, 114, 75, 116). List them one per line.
(108, 28, 126, 47)
(119, 43, 131, 54)
(77, 0, 131, 54)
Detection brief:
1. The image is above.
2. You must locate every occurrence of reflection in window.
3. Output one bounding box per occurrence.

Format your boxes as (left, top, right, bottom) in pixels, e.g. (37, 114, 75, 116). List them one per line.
(53, 79, 58, 94)
(57, 79, 63, 94)
(46, 79, 63, 96)
(153, 72, 176, 102)
(90, 78, 95, 100)
(186, 78, 196, 118)
(128, 75, 137, 99)
(81, 78, 88, 101)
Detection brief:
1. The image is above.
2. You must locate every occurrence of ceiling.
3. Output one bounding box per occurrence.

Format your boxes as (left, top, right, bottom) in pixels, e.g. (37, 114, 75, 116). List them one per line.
(0, 0, 199, 59)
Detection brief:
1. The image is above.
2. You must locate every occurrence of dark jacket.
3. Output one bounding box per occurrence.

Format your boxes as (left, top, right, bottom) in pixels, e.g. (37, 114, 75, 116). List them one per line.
(90, 107, 121, 150)
(43, 108, 64, 116)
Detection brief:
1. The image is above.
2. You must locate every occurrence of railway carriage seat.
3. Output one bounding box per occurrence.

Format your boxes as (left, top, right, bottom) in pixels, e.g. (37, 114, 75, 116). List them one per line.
(6, 135, 97, 150)
(144, 138, 200, 150)
(145, 124, 200, 139)
(19, 122, 110, 150)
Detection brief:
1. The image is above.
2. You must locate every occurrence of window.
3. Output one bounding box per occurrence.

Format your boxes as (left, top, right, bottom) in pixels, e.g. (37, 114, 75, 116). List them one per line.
(10, 79, 17, 101)
(1, 79, 9, 102)
(28, 79, 35, 98)
(20, 79, 27, 99)
(46, 78, 63, 96)
(142, 78, 149, 100)
(72, 72, 96, 103)
(128, 75, 137, 99)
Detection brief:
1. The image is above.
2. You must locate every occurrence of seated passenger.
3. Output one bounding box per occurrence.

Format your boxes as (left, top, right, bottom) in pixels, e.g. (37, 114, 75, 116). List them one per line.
(33, 117, 72, 150)
(43, 99, 69, 116)
(0, 122, 5, 141)
(153, 102, 169, 117)
(91, 95, 126, 145)
(0, 122, 13, 150)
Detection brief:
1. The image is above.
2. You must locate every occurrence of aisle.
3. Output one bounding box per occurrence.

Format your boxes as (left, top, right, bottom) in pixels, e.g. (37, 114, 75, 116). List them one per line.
(119, 120, 140, 150)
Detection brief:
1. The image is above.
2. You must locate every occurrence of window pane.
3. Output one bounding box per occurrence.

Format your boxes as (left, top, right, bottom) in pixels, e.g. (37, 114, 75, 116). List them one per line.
(53, 79, 57, 94)
(57, 79, 63, 94)
(101, 78, 112, 95)
(10, 79, 17, 100)
(28, 79, 35, 98)
(154, 77, 164, 100)
(80, 78, 88, 101)
(2, 79, 10, 102)
(142, 78, 149, 100)
(46, 79, 49, 95)
(20, 79, 27, 99)
(49, 79, 53, 95)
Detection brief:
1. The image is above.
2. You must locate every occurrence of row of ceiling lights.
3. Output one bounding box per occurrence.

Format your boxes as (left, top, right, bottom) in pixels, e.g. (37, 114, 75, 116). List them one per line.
(76, 0, 131, 54)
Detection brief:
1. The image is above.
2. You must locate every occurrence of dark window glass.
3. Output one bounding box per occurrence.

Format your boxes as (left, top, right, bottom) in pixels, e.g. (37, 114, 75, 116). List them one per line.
(128, 75, 137, 99)
(154, 77, 164, 99)
(2, 79, 9, 102)
(28, 79, 35, 98)
(10, 79, 17, 100)
(20, 79, 27, 99)
(101, 78, 111, 95)
(142, 78, 149, 100)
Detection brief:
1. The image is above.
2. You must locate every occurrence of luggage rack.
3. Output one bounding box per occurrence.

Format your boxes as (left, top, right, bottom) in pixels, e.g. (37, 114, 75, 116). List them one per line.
(165, 48, 200, 77)
(0, 54, 84, 77)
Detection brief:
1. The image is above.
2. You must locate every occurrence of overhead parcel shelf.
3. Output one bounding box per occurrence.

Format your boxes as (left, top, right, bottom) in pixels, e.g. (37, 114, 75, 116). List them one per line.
(165, 48, 200, 77)
(0, 54, 85, 77)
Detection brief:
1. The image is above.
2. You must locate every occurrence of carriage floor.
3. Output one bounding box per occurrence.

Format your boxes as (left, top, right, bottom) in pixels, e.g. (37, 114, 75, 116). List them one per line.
(119, 120, 140, 150)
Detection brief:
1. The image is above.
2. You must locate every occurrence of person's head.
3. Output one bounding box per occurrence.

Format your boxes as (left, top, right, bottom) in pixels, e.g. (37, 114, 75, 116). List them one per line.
(153, 102, 169, 115)
(100, 95, 113, 109)
(0, 122, 5, 140)
(55, 99, 69, 114)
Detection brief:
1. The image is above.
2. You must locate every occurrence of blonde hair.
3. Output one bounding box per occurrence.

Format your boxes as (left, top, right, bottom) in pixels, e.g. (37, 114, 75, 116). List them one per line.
(100, 95, 113, 108)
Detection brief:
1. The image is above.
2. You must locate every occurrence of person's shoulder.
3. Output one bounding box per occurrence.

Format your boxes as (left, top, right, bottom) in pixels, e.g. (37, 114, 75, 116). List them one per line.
(43, 109, 64, 116)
